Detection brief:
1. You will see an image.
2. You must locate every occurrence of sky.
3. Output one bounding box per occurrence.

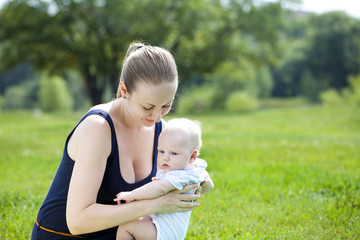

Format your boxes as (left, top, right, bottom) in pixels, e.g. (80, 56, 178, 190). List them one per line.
(0, 0, 359, 19)
(289, 0, 360, 19)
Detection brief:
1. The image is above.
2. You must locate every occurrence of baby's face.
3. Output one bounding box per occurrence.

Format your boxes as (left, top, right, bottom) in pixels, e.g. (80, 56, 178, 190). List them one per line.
(157, 128, 192, 172)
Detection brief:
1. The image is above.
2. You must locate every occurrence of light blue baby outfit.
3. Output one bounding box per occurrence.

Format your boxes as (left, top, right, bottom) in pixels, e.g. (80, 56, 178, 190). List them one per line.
(150, 158, 211, 240)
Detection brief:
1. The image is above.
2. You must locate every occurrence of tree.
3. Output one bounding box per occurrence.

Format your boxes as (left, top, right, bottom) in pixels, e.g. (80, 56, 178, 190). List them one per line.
(305, 12, 360, 89)
(271, 11, 360, 100)
(0, 0, 135, 104)
(0, 0, 292, 106)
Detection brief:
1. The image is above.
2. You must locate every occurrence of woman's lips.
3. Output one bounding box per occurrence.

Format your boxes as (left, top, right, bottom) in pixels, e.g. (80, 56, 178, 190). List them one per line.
(145, 119, 155, 123)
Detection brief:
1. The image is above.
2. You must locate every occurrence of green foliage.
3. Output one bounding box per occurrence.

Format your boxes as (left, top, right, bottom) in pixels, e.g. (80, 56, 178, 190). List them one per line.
(3, 85, 28, 110)
(3, 77, 38, 110)
(307, 12, 360, 89)
(0, 64, 35, 95)
(320, 75, 360, 108)
(272, 39, 307, 97)
(39, 75, 73, 112)
(225, 91, 259, 112)
(64, 71, 91, 111)
(305, 12, 360, 89)
(0, 0, 288, 105)
(1, 0, 360, 112)
(207, 60, 256, 109)
(254, 65, 273, 98)
(319, 89, 343, 107)
(176, 85, 216, 114)
(301, 70, 326, 102)
(273, 11, 360, 100)
(345, 75, 360, 106)
(1, 107, 360, 239)
(0, 95, 4, 112)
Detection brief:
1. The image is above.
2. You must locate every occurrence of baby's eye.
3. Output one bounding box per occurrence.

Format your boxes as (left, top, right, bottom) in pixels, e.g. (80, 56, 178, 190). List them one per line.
(171, 152, 178, 156)
(158, 150, 165, 154)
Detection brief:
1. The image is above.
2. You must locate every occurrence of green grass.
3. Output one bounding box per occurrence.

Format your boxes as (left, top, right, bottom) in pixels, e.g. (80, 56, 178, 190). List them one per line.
(1, 106, 359, 239)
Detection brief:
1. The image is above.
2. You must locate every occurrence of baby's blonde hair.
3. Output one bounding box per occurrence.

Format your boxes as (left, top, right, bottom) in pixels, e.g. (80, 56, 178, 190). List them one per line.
(164, 118, 202, 155)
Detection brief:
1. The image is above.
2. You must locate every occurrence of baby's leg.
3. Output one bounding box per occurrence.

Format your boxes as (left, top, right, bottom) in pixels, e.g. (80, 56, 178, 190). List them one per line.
(116, 217, 157, 240)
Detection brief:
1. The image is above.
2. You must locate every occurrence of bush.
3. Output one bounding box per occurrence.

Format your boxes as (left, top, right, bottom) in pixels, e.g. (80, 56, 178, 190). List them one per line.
(206, 61, 256, 108)
(176, 85, 216, 114)
(39, 75, 73, 112)
(319, 88, 343, 107)
(319, 75, 360, 108)
(2, 76, 39, 110)
(225, 91, 259, 112)
(301, 70, 326, 102)
(254, 65, 273, 98)
(3, 86, 28, 110)
(345, 75, 360, 107)
(0, 95, 4, 112)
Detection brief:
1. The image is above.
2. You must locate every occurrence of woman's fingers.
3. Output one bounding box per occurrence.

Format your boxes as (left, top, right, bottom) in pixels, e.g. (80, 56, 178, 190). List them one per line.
(157, 188, 201, 213)
(179, 192, 201, 202)
(179, 183, 199, 193)
(176, 202, 200, 212)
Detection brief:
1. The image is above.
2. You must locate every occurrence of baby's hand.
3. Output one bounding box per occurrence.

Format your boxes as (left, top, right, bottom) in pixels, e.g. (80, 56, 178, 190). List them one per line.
(196, 180, 208, 194)
(114, 192, 134, 204)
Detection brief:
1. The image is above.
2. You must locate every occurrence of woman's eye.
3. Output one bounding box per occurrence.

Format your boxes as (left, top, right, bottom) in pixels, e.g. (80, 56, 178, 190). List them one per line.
(162, 105, 171, 109)
(143, 107, 153, 111)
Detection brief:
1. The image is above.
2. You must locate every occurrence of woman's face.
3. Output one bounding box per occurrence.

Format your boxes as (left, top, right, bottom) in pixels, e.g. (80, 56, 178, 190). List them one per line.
(125, 81, 177, 127)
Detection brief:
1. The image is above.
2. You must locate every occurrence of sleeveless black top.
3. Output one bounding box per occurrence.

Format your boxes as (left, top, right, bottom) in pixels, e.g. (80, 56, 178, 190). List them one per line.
(35, 109, 162, 238)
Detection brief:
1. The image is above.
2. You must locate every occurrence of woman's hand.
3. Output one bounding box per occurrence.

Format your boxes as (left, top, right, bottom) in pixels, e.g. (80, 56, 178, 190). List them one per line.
(155, 183, 201, 213)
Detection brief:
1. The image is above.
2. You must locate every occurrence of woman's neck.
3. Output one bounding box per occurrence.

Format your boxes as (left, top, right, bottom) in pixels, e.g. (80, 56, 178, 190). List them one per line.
(110, 98, 146, 131)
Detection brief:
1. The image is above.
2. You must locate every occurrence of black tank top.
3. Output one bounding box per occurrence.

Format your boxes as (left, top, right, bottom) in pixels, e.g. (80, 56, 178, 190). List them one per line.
(35, 109, 162, 237)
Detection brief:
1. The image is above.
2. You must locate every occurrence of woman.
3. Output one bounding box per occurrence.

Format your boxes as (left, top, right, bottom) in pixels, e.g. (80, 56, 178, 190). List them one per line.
(31, 42, 212, 239)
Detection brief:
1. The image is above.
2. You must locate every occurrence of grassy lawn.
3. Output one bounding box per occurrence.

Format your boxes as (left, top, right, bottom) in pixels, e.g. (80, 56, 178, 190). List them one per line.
(1, 106, 359, 239)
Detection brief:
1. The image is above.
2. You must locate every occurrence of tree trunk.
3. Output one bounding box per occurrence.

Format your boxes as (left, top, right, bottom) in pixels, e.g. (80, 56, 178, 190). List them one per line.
(82, 64, 104, 106)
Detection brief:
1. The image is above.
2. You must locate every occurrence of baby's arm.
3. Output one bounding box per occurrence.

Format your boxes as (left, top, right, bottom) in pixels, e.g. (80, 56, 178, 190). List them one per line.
(114, 179, 176, 203)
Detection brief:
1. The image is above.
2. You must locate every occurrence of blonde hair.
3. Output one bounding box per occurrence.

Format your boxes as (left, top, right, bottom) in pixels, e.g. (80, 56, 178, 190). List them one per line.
(164, 118, 202, 154)
(116, 41, 178, 98)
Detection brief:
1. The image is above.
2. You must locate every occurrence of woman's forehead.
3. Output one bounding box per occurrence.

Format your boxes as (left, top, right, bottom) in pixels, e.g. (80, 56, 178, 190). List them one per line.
(134, 82, 177, 105)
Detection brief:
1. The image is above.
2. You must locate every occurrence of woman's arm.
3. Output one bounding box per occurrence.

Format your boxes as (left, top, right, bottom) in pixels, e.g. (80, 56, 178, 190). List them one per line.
(114, 179, 176, 203)
(66, 116, 200, 235)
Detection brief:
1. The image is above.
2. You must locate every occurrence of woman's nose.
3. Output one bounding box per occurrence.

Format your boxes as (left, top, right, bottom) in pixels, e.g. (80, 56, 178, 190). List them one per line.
(151, 109, 162, 122)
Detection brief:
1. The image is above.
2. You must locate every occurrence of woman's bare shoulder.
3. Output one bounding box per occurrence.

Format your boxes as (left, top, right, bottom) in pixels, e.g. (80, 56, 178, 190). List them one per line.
(74, 102, 114, 143)
(68, 110, 112, 161)
(90, 101, 113, 112)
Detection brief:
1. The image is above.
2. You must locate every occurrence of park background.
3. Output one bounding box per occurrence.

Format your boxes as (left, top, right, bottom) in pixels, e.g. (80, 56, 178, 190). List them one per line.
(0, 0, 359, 239)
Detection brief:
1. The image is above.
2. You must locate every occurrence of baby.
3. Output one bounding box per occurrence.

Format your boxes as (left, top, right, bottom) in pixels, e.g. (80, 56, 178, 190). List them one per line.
(114, 118, 213, 240)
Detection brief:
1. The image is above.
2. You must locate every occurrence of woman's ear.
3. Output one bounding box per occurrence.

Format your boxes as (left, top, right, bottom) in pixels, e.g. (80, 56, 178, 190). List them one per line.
(119, 81, 128, 98)
(189, 149, 198, 164)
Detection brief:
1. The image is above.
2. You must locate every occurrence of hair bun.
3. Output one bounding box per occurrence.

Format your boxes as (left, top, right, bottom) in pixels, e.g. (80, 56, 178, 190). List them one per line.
(126, 42, 145, 57)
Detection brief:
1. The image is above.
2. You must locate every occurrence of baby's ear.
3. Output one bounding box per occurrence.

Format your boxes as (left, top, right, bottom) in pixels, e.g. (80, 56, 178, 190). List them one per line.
(190, 149, 198, 163)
